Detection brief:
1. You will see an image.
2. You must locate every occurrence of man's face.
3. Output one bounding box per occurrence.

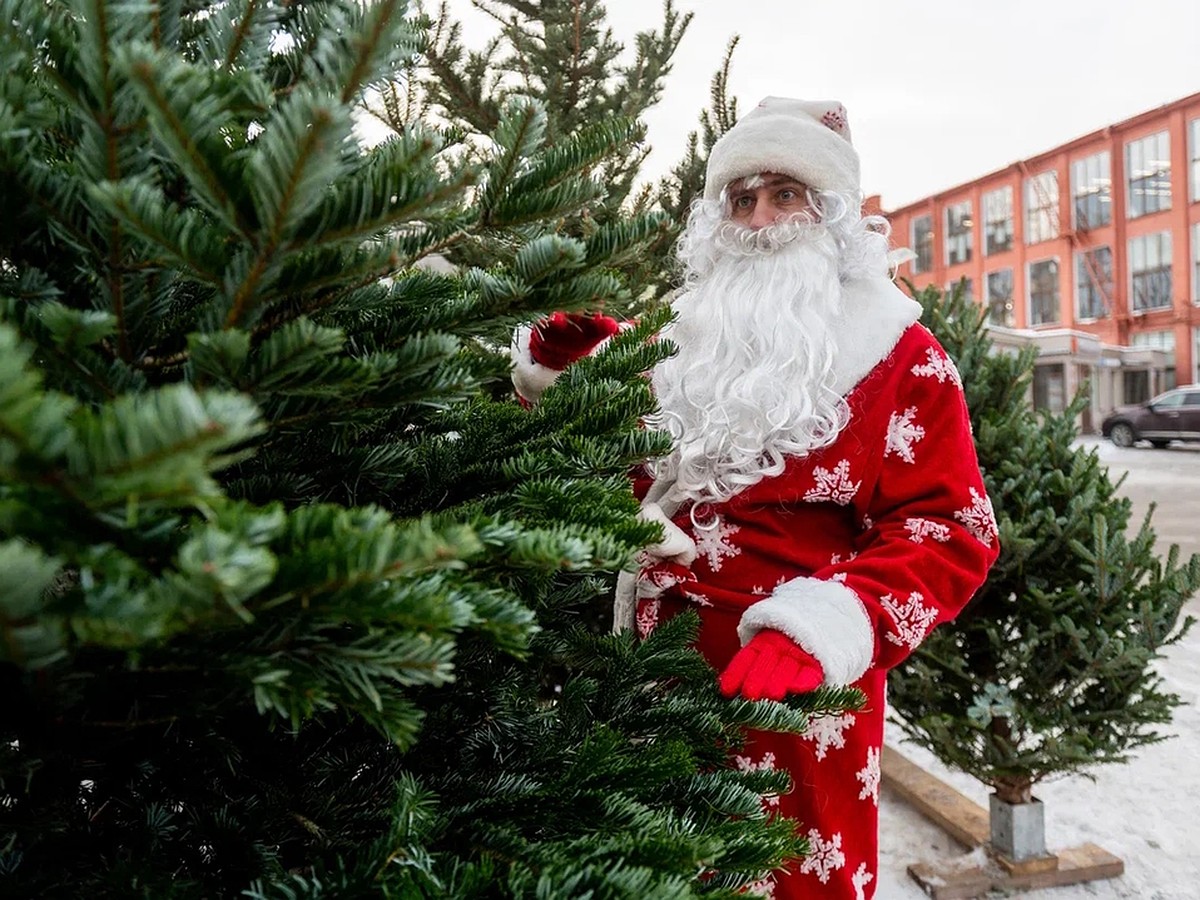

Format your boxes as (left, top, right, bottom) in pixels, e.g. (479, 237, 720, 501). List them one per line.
(726, 173, 812, 230)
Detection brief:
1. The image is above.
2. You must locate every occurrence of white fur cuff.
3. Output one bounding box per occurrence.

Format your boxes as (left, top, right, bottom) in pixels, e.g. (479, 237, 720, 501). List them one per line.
(639, 501, 697, 565)
(510, 324, 563, 404)
(738, 576, 874, 686)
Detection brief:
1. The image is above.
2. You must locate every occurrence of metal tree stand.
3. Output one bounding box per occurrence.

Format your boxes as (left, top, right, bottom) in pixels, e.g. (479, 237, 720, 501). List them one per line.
(881, 746, 1124, 899)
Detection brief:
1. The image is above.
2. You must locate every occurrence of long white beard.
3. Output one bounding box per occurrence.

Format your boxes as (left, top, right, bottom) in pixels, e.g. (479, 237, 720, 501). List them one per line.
(650, 222, 851, 507)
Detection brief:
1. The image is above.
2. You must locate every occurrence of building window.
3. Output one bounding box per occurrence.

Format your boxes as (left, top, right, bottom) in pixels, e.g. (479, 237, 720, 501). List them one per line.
(1128, 232, 1173, 313)
(946, 277, 974, 302)
(1028, 258, 1060, 325)
(912, 215, 934, 274)
(1024, 172, 1058, 244)
(1126, 131, 1171, 218)
(1193, 222, 1200, 303)
(1070, 151, 1111, 230)
(1190, 118, 1200, 203)
(945, 201, 973, 265)
(1075, 246, 1112, 320)
(1130, 329, 1176, 390)
(1032, 363, 1066, 413)
(986, 269, 1014, 327)
(1123, 369, 1151, 404)
(983, 187, 1013, 255)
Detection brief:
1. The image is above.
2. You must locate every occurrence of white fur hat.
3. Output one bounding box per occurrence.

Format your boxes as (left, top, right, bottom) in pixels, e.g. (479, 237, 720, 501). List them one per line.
(704, 97, 860, 201)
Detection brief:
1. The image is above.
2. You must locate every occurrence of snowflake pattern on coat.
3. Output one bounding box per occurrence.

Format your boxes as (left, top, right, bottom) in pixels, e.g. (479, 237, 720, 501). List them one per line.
(856, 746, 881, 805)
(911, 346, 962, 386)
(885, 406, 926, 464)
(734, 750, 781, 808)
(692, 519, 742, 571)
(954, 486, 999, 547)
(905, 516, 952, 544)
(803, 459, 861, 505)
(801, 712, 856, 760)
(881, 591, 939, 648)
(745, 876, 776, 898)
(635, 599, 660, 639)
(852, 863, 875, 900)
(799, 829, 846, 884)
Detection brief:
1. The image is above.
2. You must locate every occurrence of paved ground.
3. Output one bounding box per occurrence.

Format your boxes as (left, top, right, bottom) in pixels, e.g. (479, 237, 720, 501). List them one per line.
(1080, 434, 1200, 564)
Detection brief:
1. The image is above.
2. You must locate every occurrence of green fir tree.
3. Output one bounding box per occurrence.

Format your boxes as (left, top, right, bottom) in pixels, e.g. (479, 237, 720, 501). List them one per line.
(402, 0, 740, 303)
(889, 282, 1200, 805)
(0, 0, 859, 896)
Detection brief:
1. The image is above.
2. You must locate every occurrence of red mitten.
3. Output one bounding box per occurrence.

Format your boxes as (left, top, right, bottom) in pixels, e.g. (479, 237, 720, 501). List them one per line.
(719, 630, 825, 701)
(529, 311, 621, 370)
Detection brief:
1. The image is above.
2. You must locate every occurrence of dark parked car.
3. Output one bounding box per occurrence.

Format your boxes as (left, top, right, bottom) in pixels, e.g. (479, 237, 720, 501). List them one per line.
(1101, 386, 1200, 448)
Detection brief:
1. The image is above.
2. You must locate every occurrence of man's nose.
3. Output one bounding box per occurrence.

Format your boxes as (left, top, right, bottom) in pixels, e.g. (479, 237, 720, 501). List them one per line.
(747, 200, 778, 231)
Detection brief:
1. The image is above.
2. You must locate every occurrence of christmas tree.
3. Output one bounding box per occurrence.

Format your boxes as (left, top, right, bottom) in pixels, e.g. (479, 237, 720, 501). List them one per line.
(889, 282, 1199, 807)
(0, 0, 859, 895)
(409, 0, 740, 301)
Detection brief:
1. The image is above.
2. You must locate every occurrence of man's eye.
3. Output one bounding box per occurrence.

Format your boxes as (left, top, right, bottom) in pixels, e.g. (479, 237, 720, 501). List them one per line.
(735, 196, 753, 209)
(778, 190, 797, 202)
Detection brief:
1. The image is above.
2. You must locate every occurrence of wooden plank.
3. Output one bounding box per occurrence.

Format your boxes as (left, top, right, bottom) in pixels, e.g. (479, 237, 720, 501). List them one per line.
(881, 745, 990, 848)
(906, 844, 1125, 899)
(1004, 843, 1124, 890)
(888, 746, 1125, 899)
(906, 861, 994, 900)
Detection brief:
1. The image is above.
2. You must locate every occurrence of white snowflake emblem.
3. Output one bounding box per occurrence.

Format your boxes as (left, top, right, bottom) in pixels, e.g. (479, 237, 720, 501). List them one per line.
(885, 406, 926, 464)
(801, 712, 856, 760)
(852, 863, 875, 900)
(904, 517, 951, 544)
(881, 591, 939, 649)
(636, 599, 660, 639)
(829, 551, 858, 565)
(745, 875, 776, 898)
(734, 751, 781, 808)
(831, 572, 848, 583)
(954, 487, 999, 547)
(856, 746, 881, 805)
(803, 459, 861, 506)
(691, 518, 742, 571)
(800, 829, 846, 884)
(911, 346, 962, 386)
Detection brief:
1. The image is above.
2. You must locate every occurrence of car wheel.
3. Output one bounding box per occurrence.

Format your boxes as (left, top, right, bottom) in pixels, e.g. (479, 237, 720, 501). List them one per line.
(1109, 423, 1136, 448)
(1149, 440, 1170, 449)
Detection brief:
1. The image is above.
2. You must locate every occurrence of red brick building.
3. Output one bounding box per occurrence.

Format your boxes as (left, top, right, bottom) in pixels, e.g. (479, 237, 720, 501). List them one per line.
(878, 91, 1200, 431)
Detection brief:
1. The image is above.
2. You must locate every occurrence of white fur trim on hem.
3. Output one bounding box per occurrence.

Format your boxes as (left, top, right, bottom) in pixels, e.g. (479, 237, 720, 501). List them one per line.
(737, 576, 874, 686)
(510, 323, 562, 404)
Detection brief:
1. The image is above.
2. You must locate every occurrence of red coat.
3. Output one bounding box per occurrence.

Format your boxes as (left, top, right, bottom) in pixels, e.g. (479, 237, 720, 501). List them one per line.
(513, 276, 999, 899)
(636, 318, 998, 900)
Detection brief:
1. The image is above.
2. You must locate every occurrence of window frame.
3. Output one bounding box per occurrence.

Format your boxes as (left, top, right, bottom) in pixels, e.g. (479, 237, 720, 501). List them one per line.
(1024, 171, 1059, 245)
(983, 186, 1013, 255)
(1070, 151, 1111, 230)
(1128, 231, 1174, 313)
(1027, 257, 1061, 326)
(1074, 245, 1112, 321)
(945, 200, 973, 266)
(1125, 131, 1172, 219)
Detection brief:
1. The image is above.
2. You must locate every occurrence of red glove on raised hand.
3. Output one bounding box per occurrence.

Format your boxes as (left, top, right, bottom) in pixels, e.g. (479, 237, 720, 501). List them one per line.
(719, 630, 825, 701)
(529, 311, 621, 370)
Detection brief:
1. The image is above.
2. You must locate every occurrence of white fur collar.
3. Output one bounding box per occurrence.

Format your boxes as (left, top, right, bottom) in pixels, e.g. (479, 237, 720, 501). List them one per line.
(826, 275, 922, 398)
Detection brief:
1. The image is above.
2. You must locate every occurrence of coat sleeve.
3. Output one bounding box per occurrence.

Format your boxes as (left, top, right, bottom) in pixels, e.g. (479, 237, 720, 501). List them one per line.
(737, 330, 999, 683)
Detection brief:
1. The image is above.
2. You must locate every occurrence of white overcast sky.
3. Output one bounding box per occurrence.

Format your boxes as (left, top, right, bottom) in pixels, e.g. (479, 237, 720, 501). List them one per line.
(437, 0, 1200, 210)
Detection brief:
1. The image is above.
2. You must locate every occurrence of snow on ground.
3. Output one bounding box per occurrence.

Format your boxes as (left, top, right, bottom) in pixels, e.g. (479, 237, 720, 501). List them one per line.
(875, 439, 1200, 898)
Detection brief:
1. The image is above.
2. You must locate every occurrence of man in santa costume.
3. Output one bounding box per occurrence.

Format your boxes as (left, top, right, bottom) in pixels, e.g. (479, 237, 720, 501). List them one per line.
(512, 97, 999, 900)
